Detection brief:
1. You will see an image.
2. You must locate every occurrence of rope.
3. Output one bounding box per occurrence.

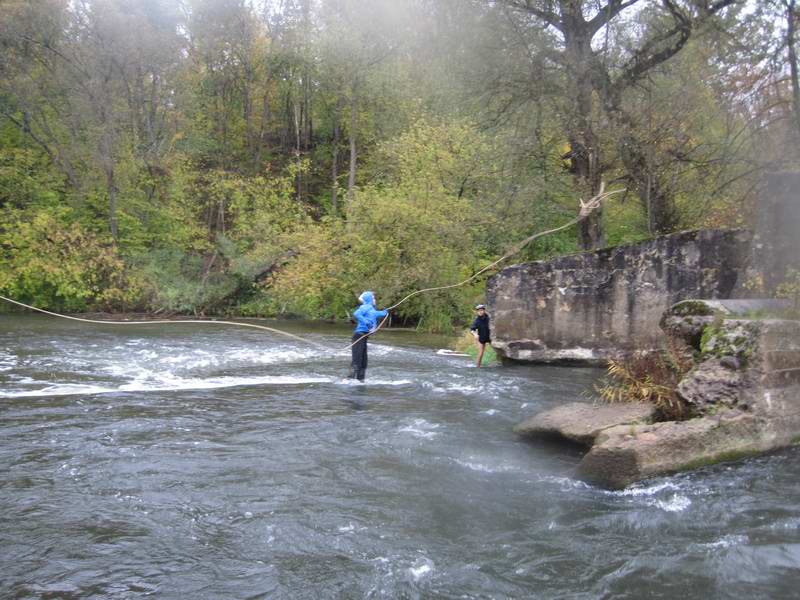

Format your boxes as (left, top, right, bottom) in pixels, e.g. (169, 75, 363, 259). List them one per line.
(0, 294, 326, 349)
(0, 184, 623, 354)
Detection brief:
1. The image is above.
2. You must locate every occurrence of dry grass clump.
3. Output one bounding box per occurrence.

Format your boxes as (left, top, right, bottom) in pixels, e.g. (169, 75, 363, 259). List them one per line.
(595, 339, 694, 421)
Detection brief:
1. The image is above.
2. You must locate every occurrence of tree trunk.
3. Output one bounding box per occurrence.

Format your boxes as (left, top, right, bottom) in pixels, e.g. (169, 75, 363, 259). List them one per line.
(303, 73, 312, 150)
(564, 24, 603, 250)
(331, 98, 341, 215)
(787, 0, 800, 141)
(253, 71, 273, 171)
(282, 89, 292, 151)
(243, 64, 254, 157)
(347, 78, 358, 205)
(620, 137, 676, 235)
(294, 98, 302, 200)
(105, 165, 118, 242)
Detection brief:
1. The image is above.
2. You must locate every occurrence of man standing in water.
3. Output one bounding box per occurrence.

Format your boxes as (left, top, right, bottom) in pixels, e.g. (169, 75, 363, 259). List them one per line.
(349, 291, 389, 382)
(470, 304, 491, 367)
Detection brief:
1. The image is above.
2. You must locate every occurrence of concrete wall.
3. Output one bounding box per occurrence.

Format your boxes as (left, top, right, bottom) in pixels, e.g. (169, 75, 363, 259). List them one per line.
(486, 229, 752, 364)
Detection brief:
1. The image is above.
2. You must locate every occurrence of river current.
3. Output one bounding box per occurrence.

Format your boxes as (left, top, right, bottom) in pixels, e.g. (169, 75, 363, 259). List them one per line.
(1, 315, 800, 599)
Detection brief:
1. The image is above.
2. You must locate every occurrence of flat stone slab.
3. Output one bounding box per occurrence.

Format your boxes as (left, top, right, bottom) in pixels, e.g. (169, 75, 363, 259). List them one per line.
(513, 401, 657, 446)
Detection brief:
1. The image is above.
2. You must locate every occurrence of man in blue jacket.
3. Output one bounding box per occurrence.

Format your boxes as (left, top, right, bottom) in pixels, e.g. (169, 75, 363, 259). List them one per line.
(349, 291, 389, 382)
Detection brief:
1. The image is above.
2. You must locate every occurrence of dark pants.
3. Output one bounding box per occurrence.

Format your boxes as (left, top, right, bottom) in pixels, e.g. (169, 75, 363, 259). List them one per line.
(350, 333, 368, 381)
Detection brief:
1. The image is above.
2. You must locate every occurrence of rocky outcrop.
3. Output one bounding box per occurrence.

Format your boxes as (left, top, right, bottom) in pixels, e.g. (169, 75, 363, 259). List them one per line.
(487, 229, 752, 364)
(515, 299, 800, 489)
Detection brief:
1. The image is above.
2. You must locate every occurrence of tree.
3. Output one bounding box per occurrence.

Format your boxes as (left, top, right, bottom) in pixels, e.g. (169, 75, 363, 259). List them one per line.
(0, 0, 186, 241)
(316, 0, 408, 210)
(500, 0, 739, 247)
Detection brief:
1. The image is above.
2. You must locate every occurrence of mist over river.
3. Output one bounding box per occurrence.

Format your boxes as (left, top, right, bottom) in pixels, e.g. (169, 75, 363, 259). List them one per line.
(2, 315, 800, 599)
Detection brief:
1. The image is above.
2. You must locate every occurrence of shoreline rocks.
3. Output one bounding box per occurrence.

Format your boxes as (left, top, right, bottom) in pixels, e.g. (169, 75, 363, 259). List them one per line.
(514, 299, 800, 489)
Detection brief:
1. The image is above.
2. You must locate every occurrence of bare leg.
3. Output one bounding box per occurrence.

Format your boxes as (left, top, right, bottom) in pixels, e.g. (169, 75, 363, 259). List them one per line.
(476, 342, 486, 367)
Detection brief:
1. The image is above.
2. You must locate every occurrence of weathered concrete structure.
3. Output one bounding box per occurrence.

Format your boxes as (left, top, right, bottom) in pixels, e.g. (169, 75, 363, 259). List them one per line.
(488, 173, 799, 365)
(487, 229, 752, 364)
(515, 299, 800, 489)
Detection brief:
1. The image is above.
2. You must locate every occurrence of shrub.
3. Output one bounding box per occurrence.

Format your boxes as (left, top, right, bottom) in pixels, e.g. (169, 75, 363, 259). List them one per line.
(0, 206, 140, 311)
(595, 339, 694, 420)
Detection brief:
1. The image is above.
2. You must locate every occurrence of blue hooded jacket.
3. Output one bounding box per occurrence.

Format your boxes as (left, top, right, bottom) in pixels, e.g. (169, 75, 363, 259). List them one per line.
(352, 291, 388, 334)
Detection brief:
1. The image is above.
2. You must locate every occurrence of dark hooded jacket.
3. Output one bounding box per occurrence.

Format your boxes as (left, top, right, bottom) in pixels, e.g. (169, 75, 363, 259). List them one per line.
(470, 313, 491, 343)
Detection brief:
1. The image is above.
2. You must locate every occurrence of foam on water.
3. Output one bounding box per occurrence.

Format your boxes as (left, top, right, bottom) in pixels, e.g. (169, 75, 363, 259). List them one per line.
(609, 481, 682, 497)
(0, 333, 357, 398)
(398, 418, 441, 439)
(699, 534, 749, 549)
(423, 381, 480, 394)
(336, 378, 414, 387)
(538, 475, 594, 491)
(420, 376, 521, 399)
(605, 480, 694, 512)
(770, 517, 800, 530)
(408, 559, 434, 581)
(0, 374, 332, 398)
(109, 344, 325, 373)
(2, 383, 117, 397)
(451, 456, 531, 474)
(649, 494, 692, 512)
(0, 350, 16, 372)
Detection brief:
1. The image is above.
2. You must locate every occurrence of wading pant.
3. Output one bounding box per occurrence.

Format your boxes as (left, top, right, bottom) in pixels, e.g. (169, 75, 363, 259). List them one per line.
(350, 333, 368, 381)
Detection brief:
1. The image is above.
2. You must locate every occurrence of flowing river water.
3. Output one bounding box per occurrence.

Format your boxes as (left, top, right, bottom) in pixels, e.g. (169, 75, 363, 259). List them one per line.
(1, 314, 800, 599)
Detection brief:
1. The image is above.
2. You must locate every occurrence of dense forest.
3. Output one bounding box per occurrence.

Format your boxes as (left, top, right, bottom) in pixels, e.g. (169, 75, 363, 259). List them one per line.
(0, 0, 797, 331)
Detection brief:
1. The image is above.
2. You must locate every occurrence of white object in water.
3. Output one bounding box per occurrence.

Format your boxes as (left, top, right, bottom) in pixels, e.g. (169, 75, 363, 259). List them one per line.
(436, 349, 469, 357)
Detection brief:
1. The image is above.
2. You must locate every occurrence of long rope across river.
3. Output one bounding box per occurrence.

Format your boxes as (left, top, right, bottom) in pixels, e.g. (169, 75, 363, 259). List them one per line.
(0, 184, 623, 352)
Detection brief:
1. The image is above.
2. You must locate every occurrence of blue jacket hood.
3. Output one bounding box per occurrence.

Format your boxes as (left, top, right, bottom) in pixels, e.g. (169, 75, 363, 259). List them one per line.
(358, 291, 374, 306)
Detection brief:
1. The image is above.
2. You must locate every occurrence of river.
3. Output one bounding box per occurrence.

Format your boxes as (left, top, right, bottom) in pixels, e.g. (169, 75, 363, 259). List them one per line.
(1, 314, 799, 599)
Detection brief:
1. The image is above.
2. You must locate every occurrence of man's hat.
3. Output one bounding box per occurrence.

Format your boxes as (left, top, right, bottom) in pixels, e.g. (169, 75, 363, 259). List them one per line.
(475, 304, 486, 310)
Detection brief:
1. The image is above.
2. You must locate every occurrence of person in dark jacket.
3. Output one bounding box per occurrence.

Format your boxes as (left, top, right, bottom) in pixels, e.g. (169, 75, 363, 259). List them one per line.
(470, 304, 491, 367)
(348, 291, 389, 382)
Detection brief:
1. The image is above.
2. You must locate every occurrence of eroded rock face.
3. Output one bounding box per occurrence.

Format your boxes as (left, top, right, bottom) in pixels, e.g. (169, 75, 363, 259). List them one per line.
(487, 229, 751, 364)
(676, 358, 745, 412)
